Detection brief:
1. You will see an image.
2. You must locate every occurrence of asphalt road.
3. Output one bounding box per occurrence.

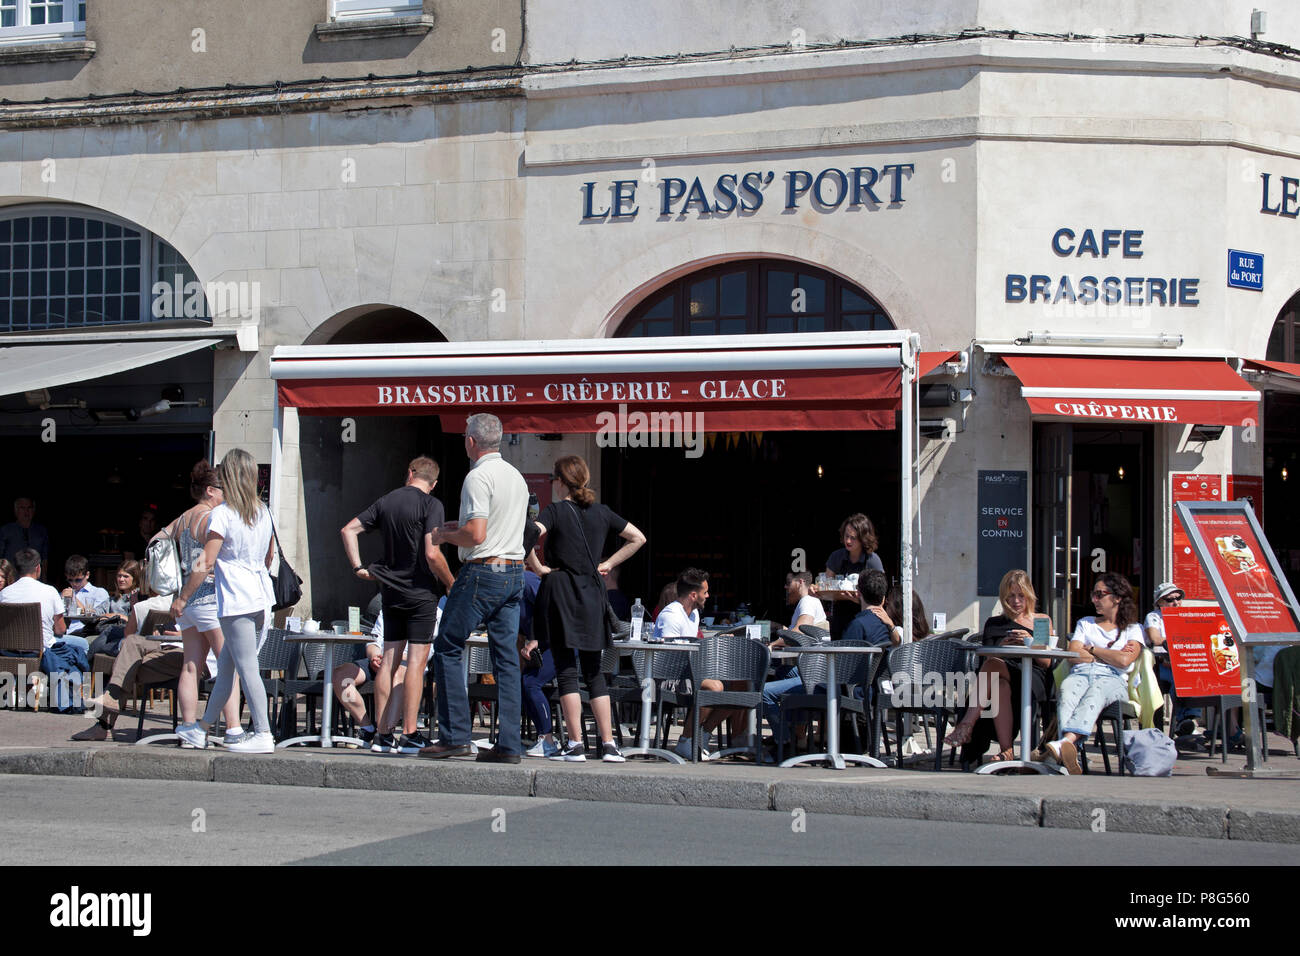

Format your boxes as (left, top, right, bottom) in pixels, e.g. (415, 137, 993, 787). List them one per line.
(1, 775, 1295, 866)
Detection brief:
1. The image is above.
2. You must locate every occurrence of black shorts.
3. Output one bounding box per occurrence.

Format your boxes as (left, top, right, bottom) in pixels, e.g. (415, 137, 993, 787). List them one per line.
(382, 602, 438, 645)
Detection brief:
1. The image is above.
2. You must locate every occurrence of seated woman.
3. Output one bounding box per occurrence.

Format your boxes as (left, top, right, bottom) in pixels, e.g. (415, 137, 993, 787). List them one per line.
(883, 585, 931, 644)
(85, 560, 144, 660)
(1034, 572, 1144, 774)
(944, 570, 1054, 765)
(332, 611, 405, 751)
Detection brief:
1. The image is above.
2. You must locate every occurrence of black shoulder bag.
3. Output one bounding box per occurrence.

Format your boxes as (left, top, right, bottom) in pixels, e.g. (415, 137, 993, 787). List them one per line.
(268, 513, 303, 612)
(567, 501, 623, 640)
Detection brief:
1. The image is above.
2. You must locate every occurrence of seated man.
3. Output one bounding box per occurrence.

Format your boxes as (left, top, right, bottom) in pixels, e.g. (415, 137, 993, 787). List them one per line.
(842, 570, 895, 647)
(73, 629, 186, 742)
(762, 572, 830, 744)
(61, 555, 109, 640)
(1, 547, 85, 656)
(657, 568, 748, 760)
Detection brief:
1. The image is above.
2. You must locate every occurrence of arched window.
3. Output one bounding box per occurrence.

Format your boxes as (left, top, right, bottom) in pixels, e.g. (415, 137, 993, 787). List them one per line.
(615, 259, 892, 337)
(0, 206, 206, 333)
(1268, 291, 1300, 363)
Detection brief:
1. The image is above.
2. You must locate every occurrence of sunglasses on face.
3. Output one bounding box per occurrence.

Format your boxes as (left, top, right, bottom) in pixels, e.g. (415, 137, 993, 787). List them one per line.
(1091, 590, 1112, 600)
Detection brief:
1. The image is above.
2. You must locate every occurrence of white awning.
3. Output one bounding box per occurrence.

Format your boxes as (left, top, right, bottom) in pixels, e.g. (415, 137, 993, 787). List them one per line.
(0, 337, 222, 398)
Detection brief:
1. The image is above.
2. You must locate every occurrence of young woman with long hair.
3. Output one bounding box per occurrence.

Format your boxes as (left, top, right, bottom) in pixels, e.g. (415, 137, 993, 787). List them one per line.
(527, 455, 645, 762)
(175, 449, 276, 753)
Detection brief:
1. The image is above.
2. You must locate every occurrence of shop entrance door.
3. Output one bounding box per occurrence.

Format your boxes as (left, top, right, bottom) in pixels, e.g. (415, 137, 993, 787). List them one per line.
(1034, 423, 1076, 639)
(1034, 424, 1155, 635)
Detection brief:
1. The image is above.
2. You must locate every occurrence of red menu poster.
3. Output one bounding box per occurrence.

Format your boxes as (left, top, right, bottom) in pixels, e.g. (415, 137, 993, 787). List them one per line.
(1163, 606, 1243, 696)
(1227, 474, 1263, 523)
(1171, 474, 1221, 600)
(1186, 511, 1300, 638)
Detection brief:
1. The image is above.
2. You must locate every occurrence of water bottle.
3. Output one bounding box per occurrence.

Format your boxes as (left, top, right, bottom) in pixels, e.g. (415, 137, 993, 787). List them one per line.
(631, 598, 644, 641)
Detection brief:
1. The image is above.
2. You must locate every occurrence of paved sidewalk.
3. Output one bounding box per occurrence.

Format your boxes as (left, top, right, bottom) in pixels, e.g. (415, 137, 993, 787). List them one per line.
(2, 709, 1297, 844)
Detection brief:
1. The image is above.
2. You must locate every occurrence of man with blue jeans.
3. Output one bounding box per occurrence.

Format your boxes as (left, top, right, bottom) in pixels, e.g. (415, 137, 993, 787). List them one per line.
(761, 572, 829, 742)
(422, 412, 528, 763)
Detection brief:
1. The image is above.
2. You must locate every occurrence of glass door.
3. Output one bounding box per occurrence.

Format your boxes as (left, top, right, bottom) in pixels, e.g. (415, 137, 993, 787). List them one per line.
(1034, 423, 1077, 639)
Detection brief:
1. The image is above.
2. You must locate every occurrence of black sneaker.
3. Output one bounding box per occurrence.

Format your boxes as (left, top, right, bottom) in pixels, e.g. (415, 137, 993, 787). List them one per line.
(600, 742, 626, 763)
(371, 732, 397, 754)
(356, 726, 376, 748)
(398, 731, 433, 754)
(549, 741, 586, 762)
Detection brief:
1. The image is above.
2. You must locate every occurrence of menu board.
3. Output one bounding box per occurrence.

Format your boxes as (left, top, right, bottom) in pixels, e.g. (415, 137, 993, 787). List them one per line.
(1176, 501, 1300, 643)
(1163, 606, 1242, 696)
(1171, 473, 1221, 600)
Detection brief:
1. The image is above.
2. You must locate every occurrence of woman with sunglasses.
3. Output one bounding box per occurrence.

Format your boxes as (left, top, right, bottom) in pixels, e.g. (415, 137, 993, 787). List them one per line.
(1035, 572, 1144, 773)
(162, 460, 244, 744)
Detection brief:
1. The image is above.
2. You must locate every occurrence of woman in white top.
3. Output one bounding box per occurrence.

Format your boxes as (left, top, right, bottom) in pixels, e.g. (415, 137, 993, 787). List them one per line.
(161, 460, 244, 743)
(174, 448, 276, 753)
(1036, 572, 1144, 774)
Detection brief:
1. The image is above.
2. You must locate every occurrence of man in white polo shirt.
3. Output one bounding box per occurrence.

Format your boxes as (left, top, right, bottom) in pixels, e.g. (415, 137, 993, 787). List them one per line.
(1, 547, 79, 653)
(422, 412, 528, 763)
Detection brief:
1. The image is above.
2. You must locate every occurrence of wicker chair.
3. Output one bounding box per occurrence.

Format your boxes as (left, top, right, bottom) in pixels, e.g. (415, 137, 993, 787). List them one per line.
(687, 633, 770, 763)
(774, 638, 881, 763)
(885, 637, 976, 770)
(0, 602, 44, 708)
(260, 627, 300, 739)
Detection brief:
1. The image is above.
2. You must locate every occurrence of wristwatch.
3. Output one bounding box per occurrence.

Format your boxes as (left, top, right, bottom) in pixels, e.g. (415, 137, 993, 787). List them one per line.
(354, 565, 364, 572)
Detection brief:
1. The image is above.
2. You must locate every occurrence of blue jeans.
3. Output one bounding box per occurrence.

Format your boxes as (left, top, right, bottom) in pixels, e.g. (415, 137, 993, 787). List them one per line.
(434, 562, 523, 752)
(1058, 662, 1128, 737)
(762, 666, 802, 735)
(521, 648, 557, 735)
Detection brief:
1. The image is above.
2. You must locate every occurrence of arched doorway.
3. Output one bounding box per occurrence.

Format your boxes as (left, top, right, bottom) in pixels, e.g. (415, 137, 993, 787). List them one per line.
(603, 259, 901, 625)
(1264, 291, 1300, 589)
(297, 306, 459, 620)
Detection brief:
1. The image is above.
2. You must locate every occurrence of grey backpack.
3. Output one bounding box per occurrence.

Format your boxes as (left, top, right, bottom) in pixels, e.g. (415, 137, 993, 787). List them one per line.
(1122, 728, 1177, 776)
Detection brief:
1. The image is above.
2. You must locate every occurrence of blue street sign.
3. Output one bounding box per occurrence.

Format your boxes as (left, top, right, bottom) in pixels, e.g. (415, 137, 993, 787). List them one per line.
(1228, 250, 1264, 290)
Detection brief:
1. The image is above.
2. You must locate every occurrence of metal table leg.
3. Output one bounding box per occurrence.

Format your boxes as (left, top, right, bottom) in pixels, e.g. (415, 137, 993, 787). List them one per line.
(279, 644, 364, 749)
(782, 654, 885, 769)
(621, 667, 684, 764)
(977, 653, 1066, 775)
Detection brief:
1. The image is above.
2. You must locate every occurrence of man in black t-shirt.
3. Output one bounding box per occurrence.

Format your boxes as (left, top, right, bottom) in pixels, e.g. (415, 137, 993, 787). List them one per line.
(341, 456, 455, 754)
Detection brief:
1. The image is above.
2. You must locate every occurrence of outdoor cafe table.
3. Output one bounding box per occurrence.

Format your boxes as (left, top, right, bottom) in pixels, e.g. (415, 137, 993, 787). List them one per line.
(775, 642, 885, 770)
(280, 632, 370, 750)
(973, 644, 1079, 775)
(612, 639, 699, 764)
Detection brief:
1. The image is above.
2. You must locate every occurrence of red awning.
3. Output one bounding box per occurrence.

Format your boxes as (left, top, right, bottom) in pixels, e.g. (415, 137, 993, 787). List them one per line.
(1243, 358, 1300, 378)
(917, 350, 960, 378)
(1002, 355, 1260, 426)
(271, 334, 906, 433)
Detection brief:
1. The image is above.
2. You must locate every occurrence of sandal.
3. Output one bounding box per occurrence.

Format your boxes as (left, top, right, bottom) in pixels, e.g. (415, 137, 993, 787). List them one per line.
(985, 747, 1016, 763)
(943, 722, 975, 747)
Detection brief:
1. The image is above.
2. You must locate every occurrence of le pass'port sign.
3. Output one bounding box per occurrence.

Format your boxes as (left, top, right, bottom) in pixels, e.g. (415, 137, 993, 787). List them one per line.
(1228, 250, 1264, 291)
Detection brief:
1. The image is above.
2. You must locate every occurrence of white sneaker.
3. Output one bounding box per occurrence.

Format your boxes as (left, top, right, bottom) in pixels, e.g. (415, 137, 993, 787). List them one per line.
(222, 727, 249, 747)
(227, 731, 275, 754)
(176, 722, 207, 749)
(526, 738, 559, 758)
(674, 737, 711, 760)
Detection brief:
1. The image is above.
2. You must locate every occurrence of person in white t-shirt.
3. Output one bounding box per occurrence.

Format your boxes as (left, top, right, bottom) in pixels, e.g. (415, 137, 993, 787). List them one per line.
(1035, 572, 1145, 774)
(174, 449, 276, 754)
(1, 547, 78, 652)
(761, 573, 830, 746)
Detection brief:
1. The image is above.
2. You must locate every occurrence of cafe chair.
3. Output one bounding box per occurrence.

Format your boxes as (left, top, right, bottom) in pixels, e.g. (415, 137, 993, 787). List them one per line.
(630, 645, 695, 750)
(885, 637, 975, 771)
(774, 638, 880, 764)
(798, 624, 831, 643)
(138, 610, 176, 637)
(259, 627, 299, 739)
(688, 634, 770, 763)
(0, 603, 43, 708)
(467, 642, 500, 740)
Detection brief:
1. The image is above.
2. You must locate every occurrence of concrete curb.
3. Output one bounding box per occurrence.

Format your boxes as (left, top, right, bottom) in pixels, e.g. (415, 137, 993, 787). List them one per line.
(1, 748, 1297, 843)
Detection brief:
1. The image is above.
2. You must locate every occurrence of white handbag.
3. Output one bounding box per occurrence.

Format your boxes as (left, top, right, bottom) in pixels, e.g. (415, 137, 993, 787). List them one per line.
(145, 535, 182, 597)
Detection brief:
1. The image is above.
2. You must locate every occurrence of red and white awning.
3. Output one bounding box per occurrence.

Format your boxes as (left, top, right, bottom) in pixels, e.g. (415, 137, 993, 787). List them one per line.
(1001, 355, 1260, 426)
(270, 332, 907, 433)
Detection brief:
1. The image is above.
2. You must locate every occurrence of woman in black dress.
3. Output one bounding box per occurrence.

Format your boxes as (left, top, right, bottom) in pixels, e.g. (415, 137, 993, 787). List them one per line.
(821, 513, 885, 638)
(528, 455, 646, 762)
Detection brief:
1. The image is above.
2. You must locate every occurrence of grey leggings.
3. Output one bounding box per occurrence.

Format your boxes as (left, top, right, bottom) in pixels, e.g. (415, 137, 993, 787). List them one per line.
(204, 611, 270, 734)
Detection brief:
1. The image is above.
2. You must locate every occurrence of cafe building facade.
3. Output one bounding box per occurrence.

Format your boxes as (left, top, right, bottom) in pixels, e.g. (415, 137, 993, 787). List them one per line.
(5, 2, 1300, 632)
